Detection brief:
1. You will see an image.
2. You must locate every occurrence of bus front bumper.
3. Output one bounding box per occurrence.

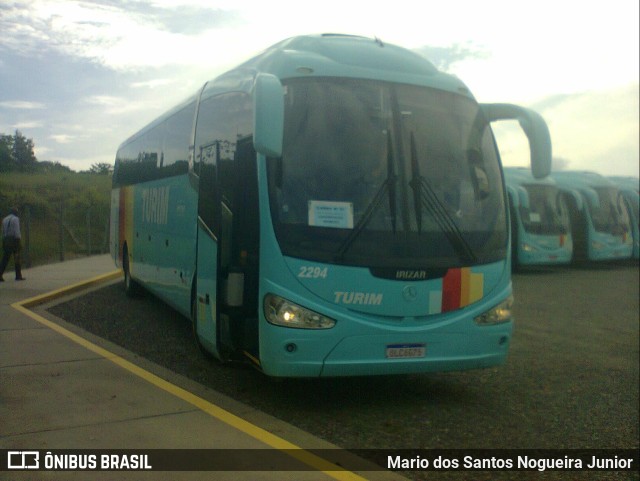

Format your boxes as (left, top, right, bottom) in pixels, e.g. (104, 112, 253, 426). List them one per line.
(260, 323, 512, 378)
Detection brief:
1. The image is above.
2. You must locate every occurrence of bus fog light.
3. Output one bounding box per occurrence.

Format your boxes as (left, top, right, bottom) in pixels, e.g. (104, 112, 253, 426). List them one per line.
(264, 294, 336, 329)
(474, 296, 513, 325)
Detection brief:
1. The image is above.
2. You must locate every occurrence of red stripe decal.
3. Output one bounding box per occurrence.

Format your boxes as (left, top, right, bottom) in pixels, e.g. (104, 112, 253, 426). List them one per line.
(442, 268, 462, 312)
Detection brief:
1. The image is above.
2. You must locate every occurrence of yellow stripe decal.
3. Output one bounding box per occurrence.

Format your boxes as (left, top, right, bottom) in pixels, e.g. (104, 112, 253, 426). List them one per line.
(469, 271, 484, 304)
(460, 267, 471, 307)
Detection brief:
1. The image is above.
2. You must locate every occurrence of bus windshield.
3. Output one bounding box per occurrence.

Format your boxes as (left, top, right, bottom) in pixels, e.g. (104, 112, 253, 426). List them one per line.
(519, 184, 569, 235)
(267, 77, 507, 269)
(589, 187, 631, 235)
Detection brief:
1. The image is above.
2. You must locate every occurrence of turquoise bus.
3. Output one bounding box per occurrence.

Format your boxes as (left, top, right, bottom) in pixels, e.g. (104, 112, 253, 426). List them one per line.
(608, 176, 639, 260)
(110, 34, 552, 377)
(503, 167, 572, 268)
(550, 171, 633, 263)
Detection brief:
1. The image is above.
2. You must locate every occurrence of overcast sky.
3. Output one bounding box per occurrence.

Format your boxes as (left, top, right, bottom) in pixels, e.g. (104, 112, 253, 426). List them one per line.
(1, 0, 638, 176)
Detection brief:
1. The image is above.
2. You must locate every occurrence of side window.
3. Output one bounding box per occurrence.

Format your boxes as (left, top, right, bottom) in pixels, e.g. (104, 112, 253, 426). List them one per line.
(162, 101, 195, 177)
(140, 125, 162, 180)
(113, 101, 196, 186)
(112, 101, 195, 187)
(194, 92, 252, 268)
(113, 137, 147, 186)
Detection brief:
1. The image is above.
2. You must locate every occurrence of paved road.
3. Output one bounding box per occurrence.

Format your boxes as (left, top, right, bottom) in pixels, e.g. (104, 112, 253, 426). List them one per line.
(49, 262, 639, 481)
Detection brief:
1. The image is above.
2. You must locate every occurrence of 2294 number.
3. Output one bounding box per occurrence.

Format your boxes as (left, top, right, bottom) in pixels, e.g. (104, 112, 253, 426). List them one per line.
(298, 266, 328, 279)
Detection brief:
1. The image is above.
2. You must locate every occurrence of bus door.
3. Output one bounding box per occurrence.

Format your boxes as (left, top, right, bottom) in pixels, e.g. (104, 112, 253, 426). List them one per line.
(193, 92, 257, 361)
(194, 140, 221, 358)
(220, 136, 260, 359)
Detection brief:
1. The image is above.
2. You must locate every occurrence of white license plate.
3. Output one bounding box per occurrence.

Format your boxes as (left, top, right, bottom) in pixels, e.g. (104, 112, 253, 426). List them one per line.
(386, 343, 426, 359)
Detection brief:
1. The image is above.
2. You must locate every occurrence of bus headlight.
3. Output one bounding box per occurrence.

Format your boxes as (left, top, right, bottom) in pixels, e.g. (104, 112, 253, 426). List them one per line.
(474, 296, 514, 325)
(264, 294, 336, 329)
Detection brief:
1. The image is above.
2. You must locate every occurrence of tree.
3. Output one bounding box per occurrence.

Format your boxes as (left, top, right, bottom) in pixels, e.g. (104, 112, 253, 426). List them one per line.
(38, 161, 72, 174)
(88, 162, 113, 175)
(12, 130, 38, 172)
(0, 131, 38, 172)
(0, 134, 15, 172)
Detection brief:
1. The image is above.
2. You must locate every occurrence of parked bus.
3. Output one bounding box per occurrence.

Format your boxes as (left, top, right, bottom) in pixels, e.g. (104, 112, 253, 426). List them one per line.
(550, 171, 633, 263)
(110, 34, 552, 377)
(608, 176, 639, 260)
(503, 167, 572, 268)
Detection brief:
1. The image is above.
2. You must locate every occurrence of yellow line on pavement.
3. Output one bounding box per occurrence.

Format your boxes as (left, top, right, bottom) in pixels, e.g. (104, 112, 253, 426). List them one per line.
(18, 270, 123, 308)
(11, 272, 370, 481)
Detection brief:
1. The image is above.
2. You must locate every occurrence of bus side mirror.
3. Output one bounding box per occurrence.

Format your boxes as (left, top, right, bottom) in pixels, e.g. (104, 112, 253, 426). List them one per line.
(481, 103, 552, 179)
(567, 189, 584, 211)
(253, 73, 284, 158)
(583, 188, 600, 209)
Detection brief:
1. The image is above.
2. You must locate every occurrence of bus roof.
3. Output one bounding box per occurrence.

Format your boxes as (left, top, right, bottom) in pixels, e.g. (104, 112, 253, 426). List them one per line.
(201, 34, 472, 99)
(608, 176, 640, 193)
(503, 166, 556, 187)
(550, 170, 619, 191)
(119, 34, 474, 151)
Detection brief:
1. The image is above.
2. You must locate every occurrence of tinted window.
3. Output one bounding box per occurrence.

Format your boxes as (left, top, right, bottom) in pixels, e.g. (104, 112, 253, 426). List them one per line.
(113, 101, 195, 187)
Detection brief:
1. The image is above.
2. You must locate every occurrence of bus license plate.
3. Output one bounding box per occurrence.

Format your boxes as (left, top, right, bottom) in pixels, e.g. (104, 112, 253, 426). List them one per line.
(386, 343, 426, 359)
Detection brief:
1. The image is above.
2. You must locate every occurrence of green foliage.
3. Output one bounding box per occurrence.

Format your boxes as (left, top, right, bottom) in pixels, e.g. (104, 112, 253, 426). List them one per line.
(87, 162, 114, 175)
(0, 134, 13, 171)
(38, 161, 73, 174)
(0, 131, 114, 265)
(0, 130, 38, 172)
(0, 171, 112, 266)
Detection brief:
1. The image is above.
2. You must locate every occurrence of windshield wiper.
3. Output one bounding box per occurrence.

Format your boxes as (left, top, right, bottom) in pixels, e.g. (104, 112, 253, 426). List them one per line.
(408, 133, 478, 264)
(386, 131, 398, 232)
(335, 131, 397, 261)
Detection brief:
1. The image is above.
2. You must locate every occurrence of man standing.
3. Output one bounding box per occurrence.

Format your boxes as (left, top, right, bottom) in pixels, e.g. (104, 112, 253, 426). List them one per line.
(0, 207, 26, 281)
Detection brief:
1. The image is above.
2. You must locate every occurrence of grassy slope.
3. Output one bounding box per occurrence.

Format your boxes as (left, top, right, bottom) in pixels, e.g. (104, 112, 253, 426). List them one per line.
(0, 172, 111, 266)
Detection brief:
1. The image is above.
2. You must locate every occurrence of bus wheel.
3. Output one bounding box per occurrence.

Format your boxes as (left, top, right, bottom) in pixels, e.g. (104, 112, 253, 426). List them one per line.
(123, 246, 141, 297)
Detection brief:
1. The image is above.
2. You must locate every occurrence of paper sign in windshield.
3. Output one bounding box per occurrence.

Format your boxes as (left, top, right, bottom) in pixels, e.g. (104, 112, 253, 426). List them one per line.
(308, 201, 354, 229)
